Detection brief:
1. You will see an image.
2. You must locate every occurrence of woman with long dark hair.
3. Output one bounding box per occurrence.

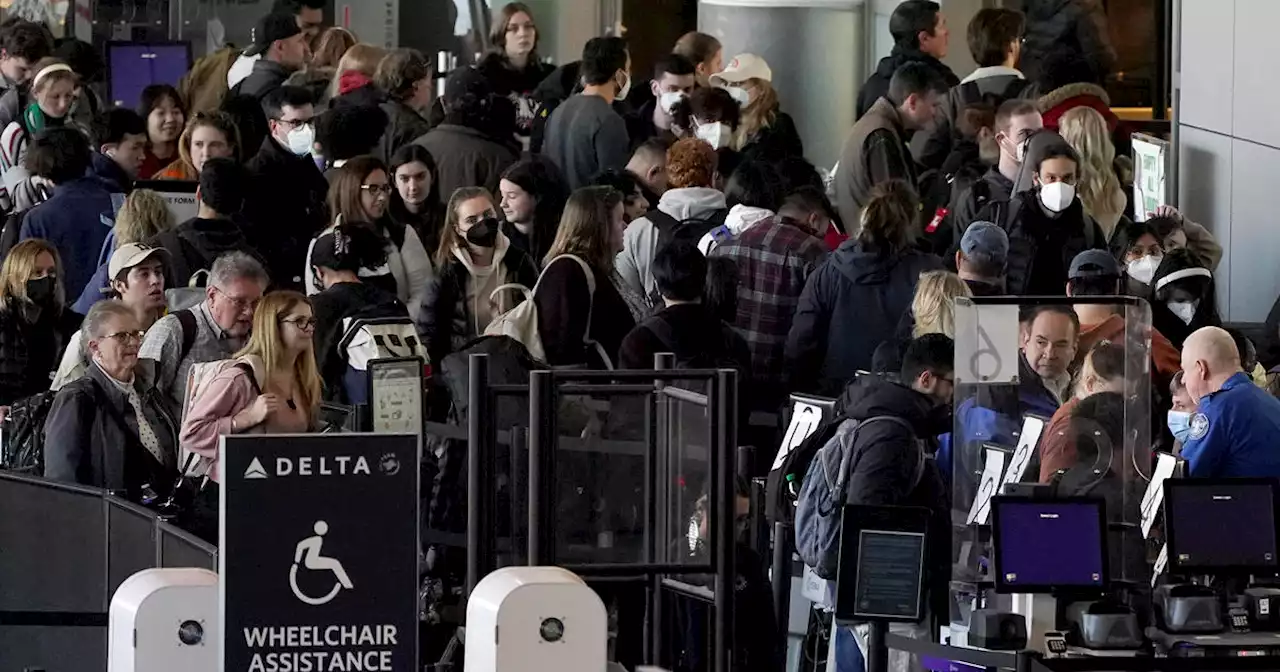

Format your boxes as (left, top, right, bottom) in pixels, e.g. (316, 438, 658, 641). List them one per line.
(304, 156, 434, 322)
(388, 144, 444, 252)
(498, 157, 569, 262)
(136, 83, 185, 179)
(477, 2, 555, 147)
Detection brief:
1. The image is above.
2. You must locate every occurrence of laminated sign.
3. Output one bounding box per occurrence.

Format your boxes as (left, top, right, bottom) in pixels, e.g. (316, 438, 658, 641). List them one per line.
(220, 433, 420, 672)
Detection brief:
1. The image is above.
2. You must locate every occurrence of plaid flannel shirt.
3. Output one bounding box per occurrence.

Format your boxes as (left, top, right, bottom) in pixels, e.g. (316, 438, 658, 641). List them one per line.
(710, 217, 829, 386)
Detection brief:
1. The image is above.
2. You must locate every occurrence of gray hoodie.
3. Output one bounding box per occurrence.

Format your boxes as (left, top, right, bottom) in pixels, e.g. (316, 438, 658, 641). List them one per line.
(615, 186, 726, 299)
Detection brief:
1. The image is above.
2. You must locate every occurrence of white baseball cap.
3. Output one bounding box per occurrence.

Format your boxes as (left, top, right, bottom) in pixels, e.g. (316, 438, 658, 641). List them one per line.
(108, 243, 170, 280)
(711, 53, 772, 86)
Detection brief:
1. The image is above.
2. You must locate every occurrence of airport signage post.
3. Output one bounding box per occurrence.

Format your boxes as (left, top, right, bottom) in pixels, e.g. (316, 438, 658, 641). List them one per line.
(220, 433, 420, 672)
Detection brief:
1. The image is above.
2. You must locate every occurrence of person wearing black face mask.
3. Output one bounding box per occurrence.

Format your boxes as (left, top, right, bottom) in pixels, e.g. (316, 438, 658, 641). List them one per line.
(0, 239, 73, 408)
(418, 187, 538, 364)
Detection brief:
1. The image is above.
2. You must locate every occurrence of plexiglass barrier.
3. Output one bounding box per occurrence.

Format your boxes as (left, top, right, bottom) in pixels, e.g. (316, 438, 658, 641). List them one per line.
(950, 297, 1155, 595)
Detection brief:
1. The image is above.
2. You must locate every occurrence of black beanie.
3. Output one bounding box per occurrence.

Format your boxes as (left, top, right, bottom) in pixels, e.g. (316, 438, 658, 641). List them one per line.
(199, 157, 248, 215)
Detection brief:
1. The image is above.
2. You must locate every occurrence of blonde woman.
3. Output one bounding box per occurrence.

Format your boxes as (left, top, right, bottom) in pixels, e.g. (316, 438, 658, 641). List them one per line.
(72, 189, 176, 314)
(330, 44, 388, 103)
(284, 27, 357, 107)
(0, 239, 68, 405)
(710, 54, 802, 158)
(911, 270, 973, 338)
(1059, 106, 1126, 241)
(180, 290, 322, 482)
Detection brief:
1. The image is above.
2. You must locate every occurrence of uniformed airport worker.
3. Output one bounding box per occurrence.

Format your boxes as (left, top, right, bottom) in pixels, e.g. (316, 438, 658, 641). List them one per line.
(1179, 326, 1280, 478)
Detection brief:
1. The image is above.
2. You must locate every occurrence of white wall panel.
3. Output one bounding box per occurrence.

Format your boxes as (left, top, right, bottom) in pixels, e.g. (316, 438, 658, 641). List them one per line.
(1178, 126, 1234, 316)
(1233, 0, 1280, 148)
(1228, 139, 1280, 322)
(1179, 0, 1234, 134)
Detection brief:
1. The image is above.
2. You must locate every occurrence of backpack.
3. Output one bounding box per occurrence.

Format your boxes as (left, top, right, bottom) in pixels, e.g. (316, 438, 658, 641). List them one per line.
(644, 208, 730, 306)
(484, 254, 612, 368)
(794, 415, 921, 579)
(0, 390, 56, 473)
(179, 358, 259, 477)
(337, 304, 427, 405)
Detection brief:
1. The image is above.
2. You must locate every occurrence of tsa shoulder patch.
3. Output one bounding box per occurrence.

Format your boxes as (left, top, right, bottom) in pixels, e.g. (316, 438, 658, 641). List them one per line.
(1189, 412, 1210, 440)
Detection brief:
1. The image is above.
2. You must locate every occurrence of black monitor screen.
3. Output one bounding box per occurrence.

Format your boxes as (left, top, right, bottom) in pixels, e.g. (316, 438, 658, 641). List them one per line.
(992, 498, 1107, 593)
(1165, 480, 1278, 572)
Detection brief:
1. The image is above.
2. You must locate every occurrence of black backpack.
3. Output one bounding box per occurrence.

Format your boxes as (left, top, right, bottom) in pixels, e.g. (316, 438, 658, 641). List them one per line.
(954, 77, 1033, 112)
(644, 207, 730, 306)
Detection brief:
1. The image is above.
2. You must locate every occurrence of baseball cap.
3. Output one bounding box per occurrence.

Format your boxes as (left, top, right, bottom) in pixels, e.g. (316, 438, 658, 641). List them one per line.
(444, 66, 493, 102)
(710, 54, 772, 86)
(244, 13, 302, 57)
(1068, 249, 1121, 280)
(108, 243, 170, 280)
(960, 221, 1009, 269)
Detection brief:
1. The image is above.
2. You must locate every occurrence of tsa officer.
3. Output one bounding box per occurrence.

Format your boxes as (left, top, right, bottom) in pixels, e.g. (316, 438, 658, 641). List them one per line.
(1179, 327, 1280, 478)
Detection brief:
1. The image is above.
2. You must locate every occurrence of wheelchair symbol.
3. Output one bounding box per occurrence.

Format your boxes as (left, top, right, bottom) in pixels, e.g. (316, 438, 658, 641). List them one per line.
(289, 520, 354, 606)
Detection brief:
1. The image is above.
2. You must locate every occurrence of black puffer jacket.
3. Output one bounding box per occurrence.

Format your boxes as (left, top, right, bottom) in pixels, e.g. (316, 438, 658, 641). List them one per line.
(0, 303, 64, 405)
(981, 192, 1103, 296)
(856, 47, 959, 119)
(1019, 0, 1117, 87)
(149, 217, 269, 289)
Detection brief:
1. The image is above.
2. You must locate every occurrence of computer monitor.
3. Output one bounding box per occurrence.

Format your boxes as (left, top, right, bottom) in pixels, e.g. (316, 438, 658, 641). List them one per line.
(991, 496, 1108, 594)
(834, 505, 930, 623)
(1164, 478, 1279, 574)
(107, 41, 193, 108)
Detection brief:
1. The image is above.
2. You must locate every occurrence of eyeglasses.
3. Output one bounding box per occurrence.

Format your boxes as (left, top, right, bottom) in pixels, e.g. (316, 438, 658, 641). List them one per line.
(280, 317, 318, 331)
(361, 184, 393, 196)
(104, 330, 146, 344)
(215, 287, 260, 313)
(274, 118, 313, 130)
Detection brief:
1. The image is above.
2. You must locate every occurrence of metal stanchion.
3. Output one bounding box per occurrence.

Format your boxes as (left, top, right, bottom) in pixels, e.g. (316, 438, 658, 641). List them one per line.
(527, 370, 557, 566)
(771, 521, 792, 654)
(712, 369, 739, 672)
(466, 354, 491, 598)
(866, 622, 889, 672)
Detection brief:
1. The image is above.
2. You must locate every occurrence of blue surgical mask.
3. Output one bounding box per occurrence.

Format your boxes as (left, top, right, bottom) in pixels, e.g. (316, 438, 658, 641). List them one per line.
(1167, 410, 1193, 443)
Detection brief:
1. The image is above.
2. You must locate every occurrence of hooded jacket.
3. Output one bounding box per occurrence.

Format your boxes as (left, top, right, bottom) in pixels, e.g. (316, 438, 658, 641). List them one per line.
(836, 377, 952, 618)
(978, 131, 1106, 295)
(90, 152, 133, 194)
(418, 232, 539, 364)
(615, 187, 728, 299)
(149, 216, 266, 289)
(856, 46, 959, 119)
(19, 177, 116, 299)
(232, 58, 293, 101)
(1020, 0, 1116, 88)
(785, 241, 942, 396)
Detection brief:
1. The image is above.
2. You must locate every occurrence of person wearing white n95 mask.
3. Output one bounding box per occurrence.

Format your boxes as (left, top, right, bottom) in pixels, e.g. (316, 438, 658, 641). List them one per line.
(695, 121, 733, 149)
(997, 134, 1106, 295)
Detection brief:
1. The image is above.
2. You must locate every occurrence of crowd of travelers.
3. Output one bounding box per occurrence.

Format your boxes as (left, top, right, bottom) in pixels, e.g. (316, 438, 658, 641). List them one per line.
(2, 0, 1279, 670)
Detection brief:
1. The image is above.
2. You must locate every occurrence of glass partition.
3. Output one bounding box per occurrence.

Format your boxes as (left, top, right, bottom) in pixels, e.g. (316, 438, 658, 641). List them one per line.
(950, 297, 1154, 596)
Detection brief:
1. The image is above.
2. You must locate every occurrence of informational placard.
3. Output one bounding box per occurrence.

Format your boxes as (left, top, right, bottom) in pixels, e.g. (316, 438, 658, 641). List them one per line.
(369, 358, 423, 436)
(135, 180, 198, 224)
(770, 395, 836, 471)
(999, 416, 1046, 490)
(966, 446, 1008, 525)
(954, 301, 1021, 384)
(851, 530, 926, 620)
(1132, 133, 1169, 222)
(1140, 452, 1181, 538)
(220, 433, 419, 672)
(1152, 543, 1167, 588)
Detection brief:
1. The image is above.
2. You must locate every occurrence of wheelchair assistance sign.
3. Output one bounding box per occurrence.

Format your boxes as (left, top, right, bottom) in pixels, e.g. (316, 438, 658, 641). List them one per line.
(220, 433, 420, 671)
